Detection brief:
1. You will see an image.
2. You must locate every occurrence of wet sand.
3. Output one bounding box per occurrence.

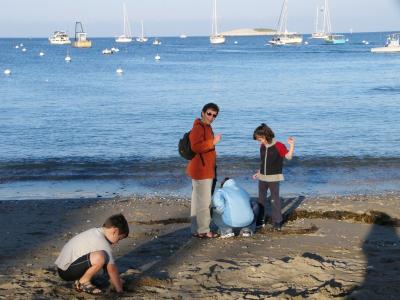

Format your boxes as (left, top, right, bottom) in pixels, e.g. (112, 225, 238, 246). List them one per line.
(0, 193, 399, 299)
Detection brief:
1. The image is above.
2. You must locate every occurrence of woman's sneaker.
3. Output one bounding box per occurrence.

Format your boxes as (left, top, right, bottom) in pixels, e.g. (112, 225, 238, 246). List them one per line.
(220, 232, 235, 239)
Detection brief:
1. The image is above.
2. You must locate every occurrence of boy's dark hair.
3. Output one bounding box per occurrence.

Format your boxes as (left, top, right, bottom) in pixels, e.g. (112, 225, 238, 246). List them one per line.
(253, 123, 275, 143)
(221, 177, 230, 188)
(103, 214, 129, 237)
(202, 103, 219, 114)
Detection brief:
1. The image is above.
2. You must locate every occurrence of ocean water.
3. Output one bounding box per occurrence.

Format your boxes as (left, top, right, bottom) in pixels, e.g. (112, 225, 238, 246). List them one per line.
(1, 32, 400, 200)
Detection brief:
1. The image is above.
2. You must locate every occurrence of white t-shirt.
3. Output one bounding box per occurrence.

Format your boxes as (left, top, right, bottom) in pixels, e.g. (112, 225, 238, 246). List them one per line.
(55, 227, 115, 271)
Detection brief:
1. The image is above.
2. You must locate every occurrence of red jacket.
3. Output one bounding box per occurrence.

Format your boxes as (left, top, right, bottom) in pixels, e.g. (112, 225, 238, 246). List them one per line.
(186, 118, 216, 180)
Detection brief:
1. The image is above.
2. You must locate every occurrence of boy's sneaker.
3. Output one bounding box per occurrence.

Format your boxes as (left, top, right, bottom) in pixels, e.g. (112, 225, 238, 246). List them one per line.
(241, 230, 253, 237)
(220, 232, 235, 239)
(256, 221, 265, 230)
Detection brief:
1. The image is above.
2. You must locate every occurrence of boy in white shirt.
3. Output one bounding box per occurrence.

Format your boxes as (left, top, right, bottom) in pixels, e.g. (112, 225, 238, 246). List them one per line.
(55, 214, 129, 295)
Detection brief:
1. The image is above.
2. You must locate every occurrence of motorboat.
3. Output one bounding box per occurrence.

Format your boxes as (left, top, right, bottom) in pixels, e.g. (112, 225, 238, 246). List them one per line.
(115, 3, 133, 43)
(325, 34, 346, 44)
(102, 48, 113, 55)
(371, 33, 400, 53)
(49, 31, 71, 45)
(210, 0, 225, 44)
(152, 38, 162, 45)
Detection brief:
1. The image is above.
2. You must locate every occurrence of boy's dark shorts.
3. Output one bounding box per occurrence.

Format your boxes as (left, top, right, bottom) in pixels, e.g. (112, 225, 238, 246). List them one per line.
(57, 251, 110, 281)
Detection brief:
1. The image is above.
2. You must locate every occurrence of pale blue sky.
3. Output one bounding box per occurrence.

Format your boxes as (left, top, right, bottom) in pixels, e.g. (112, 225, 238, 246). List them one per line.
(0, 0, 399, 37)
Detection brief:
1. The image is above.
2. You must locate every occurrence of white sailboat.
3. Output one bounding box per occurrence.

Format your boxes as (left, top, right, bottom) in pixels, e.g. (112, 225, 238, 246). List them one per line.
(136, 20, 148, 43)
(269, 0, 303, 45)
(115, 3, 132, 43)
(311, 3, 330, 39)
(210, 0, 225, 44)
(320, 0, 346, 44)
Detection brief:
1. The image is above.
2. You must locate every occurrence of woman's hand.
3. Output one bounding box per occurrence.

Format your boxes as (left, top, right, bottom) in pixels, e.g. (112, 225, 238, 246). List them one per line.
(252, 171, 260, 180)
(287, 136, 295, 146)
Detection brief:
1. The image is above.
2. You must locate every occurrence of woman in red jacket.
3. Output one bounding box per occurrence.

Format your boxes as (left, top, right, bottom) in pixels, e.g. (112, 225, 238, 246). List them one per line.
(187, 103, 221, 238)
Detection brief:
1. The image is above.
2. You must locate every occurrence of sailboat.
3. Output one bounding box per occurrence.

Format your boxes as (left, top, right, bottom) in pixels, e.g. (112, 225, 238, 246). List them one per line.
(269, 0, 303, 45)
(322, 0, 346, 44)
(136, 20, 148, 43)
(311, 4, 329, 39)
(115, 3, 132, 43)
(210, 0, 225, 44)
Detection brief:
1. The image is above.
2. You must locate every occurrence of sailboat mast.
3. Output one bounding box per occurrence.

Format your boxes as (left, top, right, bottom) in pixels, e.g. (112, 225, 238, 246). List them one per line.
(277, 0, 288, 34)
(324, 0, 332, 34)
(123, 3, 127, 36)
(315, 7, 319, 33)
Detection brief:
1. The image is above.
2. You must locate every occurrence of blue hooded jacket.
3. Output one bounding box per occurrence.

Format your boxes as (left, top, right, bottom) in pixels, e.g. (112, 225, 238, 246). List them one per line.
(212, 179, 254, 227)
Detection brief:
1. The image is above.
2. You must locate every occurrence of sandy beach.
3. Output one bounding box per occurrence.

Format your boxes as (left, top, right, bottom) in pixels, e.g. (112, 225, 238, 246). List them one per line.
(0, 193, 399, 299)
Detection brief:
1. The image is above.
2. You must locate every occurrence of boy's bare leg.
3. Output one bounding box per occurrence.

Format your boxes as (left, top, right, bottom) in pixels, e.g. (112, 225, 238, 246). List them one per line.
(78, 251, 106, 284)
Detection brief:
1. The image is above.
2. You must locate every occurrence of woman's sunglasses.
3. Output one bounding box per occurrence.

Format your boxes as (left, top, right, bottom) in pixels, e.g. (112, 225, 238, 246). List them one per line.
(206, 112, 218, 118)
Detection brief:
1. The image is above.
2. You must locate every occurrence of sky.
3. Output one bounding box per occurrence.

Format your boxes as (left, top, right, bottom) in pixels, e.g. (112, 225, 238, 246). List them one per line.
(0, 0, 399, 37)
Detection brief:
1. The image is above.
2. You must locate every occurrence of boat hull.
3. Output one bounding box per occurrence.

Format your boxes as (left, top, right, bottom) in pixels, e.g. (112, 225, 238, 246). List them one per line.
(73, 40, 92, 48)
(311, 32, 328, 39)
(371, 46, 400, 53)
(269, 34, 303, 45)
(210, 35, 226, 44)
(49, 39, 71, 45)
(115, 36, 132, 43)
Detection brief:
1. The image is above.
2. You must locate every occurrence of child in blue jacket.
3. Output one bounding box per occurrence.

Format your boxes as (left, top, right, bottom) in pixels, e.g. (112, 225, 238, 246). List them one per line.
(212, 178, 259, 238)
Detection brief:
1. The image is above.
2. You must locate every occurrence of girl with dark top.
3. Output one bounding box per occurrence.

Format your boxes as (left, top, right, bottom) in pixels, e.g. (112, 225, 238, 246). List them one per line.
(252, 123, 295, 230)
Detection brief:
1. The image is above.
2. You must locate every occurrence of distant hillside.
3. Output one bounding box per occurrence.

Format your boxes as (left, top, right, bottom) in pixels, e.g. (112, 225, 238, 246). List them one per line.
(219, 28, 276, 36)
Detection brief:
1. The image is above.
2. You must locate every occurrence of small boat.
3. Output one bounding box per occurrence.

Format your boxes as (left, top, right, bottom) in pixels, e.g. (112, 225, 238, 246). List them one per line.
(154, 54, 161, 60)
(111, 47, 120, 52)
(39, 51, 45, 56)
(210, 0, 225, 44)
(4, 69, 11, 76)
(152, 38, 162, 45)
(136, 20, 148, 43)
(49, 31, 71, 45)
(102, 48, 113, 55)
(325, 34, 346, 44)
(73, 22, 92, 48)
(268, 0, 302, 45)
(116, 68, 124, 74)
(115, 3, 133, 43)
(65, 50, 72, 62)
(179, 34, 187, 39)
(371, 33, 400, 53)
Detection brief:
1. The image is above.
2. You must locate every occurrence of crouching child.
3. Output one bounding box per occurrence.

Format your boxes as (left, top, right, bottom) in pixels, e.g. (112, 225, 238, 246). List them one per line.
(212, 178, 259, 238)
(55, 213, 129, 295)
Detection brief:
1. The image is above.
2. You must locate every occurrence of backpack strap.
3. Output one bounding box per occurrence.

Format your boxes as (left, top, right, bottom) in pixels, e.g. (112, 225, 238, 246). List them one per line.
(198, 123, 215, 167)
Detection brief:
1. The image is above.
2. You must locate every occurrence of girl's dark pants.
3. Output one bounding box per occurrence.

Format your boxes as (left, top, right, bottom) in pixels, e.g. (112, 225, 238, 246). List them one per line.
(258, 181, 282, 224)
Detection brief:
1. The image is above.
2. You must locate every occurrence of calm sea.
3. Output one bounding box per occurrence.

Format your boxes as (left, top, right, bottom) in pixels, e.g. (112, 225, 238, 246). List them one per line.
(1, 32, 400, 200)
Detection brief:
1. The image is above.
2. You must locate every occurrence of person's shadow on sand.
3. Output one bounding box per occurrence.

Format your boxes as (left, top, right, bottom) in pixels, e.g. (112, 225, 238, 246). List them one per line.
(349, 215, 400, 299)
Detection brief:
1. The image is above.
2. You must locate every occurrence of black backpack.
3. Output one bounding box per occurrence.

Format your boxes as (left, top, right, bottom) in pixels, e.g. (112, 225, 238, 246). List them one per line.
(178, 131, 196, 160)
